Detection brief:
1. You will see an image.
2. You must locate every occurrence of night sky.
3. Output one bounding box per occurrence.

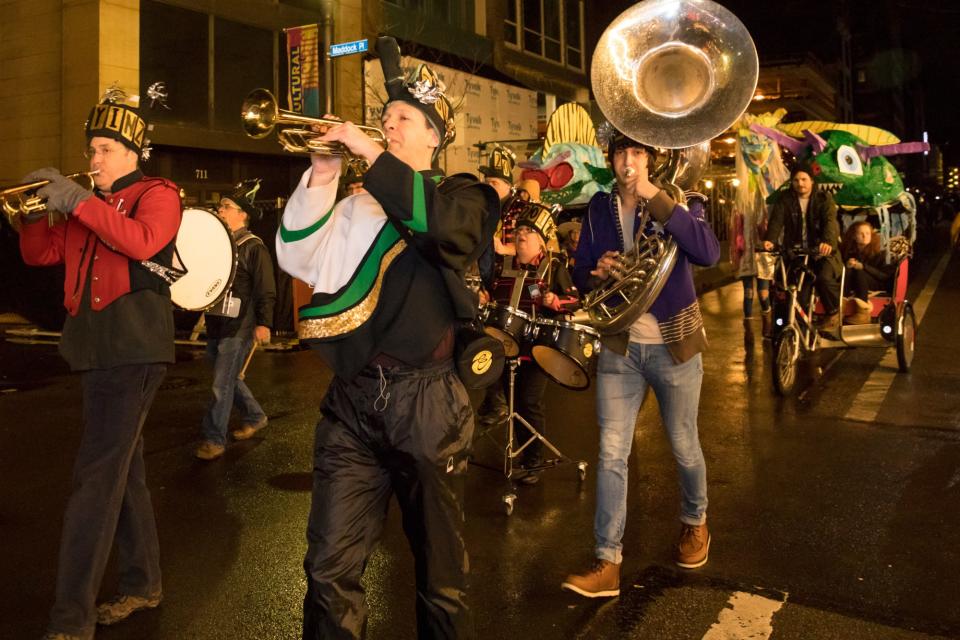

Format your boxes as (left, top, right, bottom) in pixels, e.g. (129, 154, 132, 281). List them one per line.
(587, 0, 960, 165)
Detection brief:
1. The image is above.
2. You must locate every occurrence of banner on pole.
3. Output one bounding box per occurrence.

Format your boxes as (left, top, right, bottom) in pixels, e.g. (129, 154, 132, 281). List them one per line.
(284, 24, 321, 117)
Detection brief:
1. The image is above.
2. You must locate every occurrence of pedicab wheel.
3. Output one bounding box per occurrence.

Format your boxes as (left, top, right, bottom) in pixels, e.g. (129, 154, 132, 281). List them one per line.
(896, 302, 916, 373)
(502, 492, 517, 516)
(577, 460, 588, 483)
(773, 326, 800, 396)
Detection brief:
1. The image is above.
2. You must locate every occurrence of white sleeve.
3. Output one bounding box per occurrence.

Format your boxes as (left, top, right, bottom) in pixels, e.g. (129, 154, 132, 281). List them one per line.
(275, 166, 339, 285)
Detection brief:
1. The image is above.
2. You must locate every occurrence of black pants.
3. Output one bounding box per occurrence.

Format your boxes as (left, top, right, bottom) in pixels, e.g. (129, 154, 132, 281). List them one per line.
(844, 268, 886, 301)
(502, 358, 548, 464)
(303, 360, 475, 640)
(49, 364, 166, 637)
(799, 256, 841, 315)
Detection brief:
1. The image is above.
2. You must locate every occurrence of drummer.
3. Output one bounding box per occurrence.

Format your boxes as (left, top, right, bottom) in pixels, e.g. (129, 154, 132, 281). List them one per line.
(487, 206, 579, 484)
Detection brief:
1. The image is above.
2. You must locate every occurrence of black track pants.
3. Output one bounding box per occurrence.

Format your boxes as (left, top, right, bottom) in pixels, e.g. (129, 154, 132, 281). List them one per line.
(302, 360, 475, 640)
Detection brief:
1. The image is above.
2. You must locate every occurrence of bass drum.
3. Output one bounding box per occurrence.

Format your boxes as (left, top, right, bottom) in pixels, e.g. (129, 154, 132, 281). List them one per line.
(169, 208, 238, 311)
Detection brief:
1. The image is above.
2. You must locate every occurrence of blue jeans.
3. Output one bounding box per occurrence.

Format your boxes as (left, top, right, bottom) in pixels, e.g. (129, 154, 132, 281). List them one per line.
(201, 336, 266, 445)
(594, 343, 707, 565)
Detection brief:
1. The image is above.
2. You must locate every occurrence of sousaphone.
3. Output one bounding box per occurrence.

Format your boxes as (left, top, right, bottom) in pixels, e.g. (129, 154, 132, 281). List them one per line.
(576, 0, 758, 334)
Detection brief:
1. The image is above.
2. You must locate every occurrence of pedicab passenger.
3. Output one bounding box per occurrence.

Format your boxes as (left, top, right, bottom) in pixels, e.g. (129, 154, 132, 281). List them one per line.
(840, 220, 896, 325)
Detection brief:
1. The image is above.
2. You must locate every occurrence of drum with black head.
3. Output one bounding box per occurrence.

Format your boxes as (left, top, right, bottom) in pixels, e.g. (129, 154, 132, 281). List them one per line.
(479, 302, 532, 358)
(530, 318, 600, 390)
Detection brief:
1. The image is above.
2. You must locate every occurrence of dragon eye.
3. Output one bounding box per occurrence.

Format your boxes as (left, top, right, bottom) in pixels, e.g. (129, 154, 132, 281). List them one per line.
(837, 145, 863, 176)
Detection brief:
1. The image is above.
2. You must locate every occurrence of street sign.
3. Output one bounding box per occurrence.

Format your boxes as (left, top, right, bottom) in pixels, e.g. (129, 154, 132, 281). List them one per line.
(329, 39, 368, 58)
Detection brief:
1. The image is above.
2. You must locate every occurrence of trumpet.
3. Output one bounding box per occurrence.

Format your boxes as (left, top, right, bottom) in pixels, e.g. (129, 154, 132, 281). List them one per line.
(1, 171, 98, 227)
(241, 88, 386, 157)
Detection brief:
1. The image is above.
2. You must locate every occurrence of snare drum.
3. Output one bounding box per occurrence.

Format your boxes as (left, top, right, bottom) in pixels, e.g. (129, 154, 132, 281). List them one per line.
(530, 318, 601, 390)
(479, 303, 532, 357)
(169, 208, 238, 311)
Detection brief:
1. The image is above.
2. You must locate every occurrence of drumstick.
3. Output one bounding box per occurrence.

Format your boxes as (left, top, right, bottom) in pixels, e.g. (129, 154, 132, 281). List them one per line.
(238, 342, 258, 381)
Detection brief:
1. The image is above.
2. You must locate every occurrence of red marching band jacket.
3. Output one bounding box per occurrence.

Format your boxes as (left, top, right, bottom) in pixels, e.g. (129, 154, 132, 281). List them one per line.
(20, 176, 182, 315)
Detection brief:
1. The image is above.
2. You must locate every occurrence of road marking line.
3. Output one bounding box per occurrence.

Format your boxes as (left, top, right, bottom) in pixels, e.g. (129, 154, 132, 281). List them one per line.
(702, 591, 786, 640)
(844, 251, 952, 423)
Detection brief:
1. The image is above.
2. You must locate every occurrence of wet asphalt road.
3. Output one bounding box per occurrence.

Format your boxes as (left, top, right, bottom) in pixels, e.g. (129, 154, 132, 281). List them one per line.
(1, 236, 958, 640)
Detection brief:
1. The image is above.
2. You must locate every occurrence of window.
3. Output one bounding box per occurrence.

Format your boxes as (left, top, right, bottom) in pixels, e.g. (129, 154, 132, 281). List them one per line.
(214, 18, 274, 131)
(140, 1, 209, 126)
(505, 0, 583, 71)
(504, 0, 519, 45)
(563, 0, 582, 70)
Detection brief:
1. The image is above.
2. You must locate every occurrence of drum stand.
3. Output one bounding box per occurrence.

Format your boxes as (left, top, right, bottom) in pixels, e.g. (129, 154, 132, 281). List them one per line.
(474, 357, 587, 516)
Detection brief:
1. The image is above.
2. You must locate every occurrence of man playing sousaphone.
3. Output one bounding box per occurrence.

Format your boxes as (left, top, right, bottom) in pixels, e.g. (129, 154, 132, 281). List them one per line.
(562, 127, 720, 598)
(19, 85, 182, 639)
(275, 36, 498, 639)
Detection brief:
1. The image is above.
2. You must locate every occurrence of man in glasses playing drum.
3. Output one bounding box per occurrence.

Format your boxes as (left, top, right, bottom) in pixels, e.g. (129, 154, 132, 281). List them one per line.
(275, 37, 498, 639)
(19, 88, 181, 639)
(195, 180, 276, 460)
(562, 128, 720, 598)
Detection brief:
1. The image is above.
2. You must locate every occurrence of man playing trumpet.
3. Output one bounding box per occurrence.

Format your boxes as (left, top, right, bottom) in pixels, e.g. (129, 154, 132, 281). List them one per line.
(19, 88, 181, 639)
(275, 37, 498, 639)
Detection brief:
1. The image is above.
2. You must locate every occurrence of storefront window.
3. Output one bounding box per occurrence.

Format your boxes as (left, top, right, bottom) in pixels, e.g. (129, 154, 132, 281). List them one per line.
(140, 1, 209, 126)
(504, 0, 519, 45)
(214, 18, 274, 132)
(506, 0, 583, 71)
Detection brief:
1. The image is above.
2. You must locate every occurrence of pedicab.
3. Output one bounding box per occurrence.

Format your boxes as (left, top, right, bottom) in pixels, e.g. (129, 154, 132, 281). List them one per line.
(766, 222, 914, 396)
(747, 120, 929, 395)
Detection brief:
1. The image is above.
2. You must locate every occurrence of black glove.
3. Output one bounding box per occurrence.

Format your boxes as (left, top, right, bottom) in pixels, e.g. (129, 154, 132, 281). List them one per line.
(35, 170, 93, 214)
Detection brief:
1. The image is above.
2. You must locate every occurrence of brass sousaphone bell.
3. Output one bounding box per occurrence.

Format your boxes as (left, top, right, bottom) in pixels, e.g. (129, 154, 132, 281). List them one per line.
(574, 0, 758, 335)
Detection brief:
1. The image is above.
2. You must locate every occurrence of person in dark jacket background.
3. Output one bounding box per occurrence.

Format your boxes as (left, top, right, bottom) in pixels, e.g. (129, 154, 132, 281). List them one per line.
(196, 179, 276, 460)
(762, 167, 842, 331)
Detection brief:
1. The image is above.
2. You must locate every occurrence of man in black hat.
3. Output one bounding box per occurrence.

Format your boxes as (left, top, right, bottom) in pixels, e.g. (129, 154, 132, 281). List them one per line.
(276, 37, 498, 639)
(195, 180, 277, 460)
(19, 86, 182, 639)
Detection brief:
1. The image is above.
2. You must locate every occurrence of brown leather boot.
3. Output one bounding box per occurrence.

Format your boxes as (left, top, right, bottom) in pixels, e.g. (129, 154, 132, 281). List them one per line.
(561, 559, 621, 597)
(676, 522, 711, 569)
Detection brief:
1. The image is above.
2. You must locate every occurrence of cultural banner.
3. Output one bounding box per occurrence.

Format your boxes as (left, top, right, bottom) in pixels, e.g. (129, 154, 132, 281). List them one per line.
(284, 24, 321, 116)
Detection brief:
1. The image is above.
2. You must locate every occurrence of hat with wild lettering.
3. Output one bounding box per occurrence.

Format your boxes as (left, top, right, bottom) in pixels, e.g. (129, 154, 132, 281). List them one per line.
(85, 82, 168, 160)
(85, 85, 147, 155)
(479, 145, 516, 184)
(375, 37, 456, 155)
(514, 203, 558, 244)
